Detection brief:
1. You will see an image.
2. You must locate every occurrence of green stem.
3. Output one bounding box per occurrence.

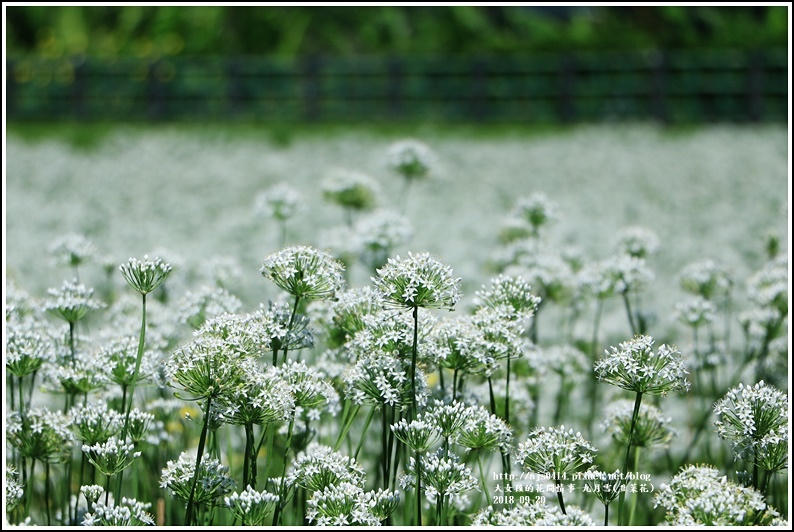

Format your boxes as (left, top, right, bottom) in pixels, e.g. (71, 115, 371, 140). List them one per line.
(411, 305, 419, 422)
(272, 416, 295, 526)
(555, 477, 566, 515)
(621, 292, 638, 336)
(354, 406, 376, 461)
(415, 450, 422, 526)
(617, 391, 643, 526)
(477, 452, 491, 507)
(487, 376, 496, 417)
(45, 462, 51, 526)
(629, 447, 640, 526)
(185, 397, 213, 526)
(243, 422, 253, 488)
(604, 503, 609, 526)
(281, 295, 301, 366)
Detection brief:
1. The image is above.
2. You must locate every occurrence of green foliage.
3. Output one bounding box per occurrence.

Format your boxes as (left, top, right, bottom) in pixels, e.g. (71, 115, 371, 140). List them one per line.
(5, 6, 788, 58)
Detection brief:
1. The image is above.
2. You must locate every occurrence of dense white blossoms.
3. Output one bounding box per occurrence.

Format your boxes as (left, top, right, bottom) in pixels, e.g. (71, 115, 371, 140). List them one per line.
(176, 286, 244, 329)
(453, 404, 513, 452)
(713, 381, 788, 472)
(391, 417, 441, 452)
(387, 139, 435, 181)
(401, 450, 479, 502)
(82, 437, 140, 477)
(220, 366, 295, 426)
(353, 210, 414, 270)
(261, 245, 345, 301)
(82, 496, 155, 526)
(165, 336, 252, 400)
(42, 279, 105, 324)
(594, 335, 690, 396)
(673, 296, 716, 328)
(254, 182, 304, 221)
(473, 274, 541, 321)
(306, 482, 388, 526)
(286, 443, 366, 492)
(119, 255, 172, 295)
(677, 259, 733, 300)
(515, 425, 597, 478)
(322, 168, 380, 211)
(601, 399, 676, 448)
(654, 465, 786, 526)
(69, 400, 123, 445)
(373, 252, 461, 311)
(48, 233, 98, 268)
(225, 486, 279, 526)
(508, 192, 558, 237)
(5, 466, 24, 513)
(613, 225, 660, 259)
(160, 451, 235, 506)
(746, 256, 788, 314)
(473, 498, 595, 526)
(6, 320, 54, 378)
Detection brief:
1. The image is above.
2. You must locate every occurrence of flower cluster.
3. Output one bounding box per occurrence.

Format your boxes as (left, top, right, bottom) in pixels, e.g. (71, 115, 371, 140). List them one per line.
(613, 225, 660, 259)
(508, 193, 558, 236)
(261, 245, 345, 301)
(594, 335, 690, 396)
(515, 425, 596, 478)
(678, 259, 733, 300)
(6, 320, 54, 378)
(160, 451, 235, 506)
(82, 437, 140, 477)
(373, 252, 461, 311)
(224, 486, 279, 526)
(5, 465, 24, 513)
(42, 279, 105, 324)
(322, 168, 380, 211)
(353, 210, 414, 271)
(48, 233, 98, 268)
(82, 496, 155, 526)
(713, 381, 788, 473)
(654, 464, 785, 526)
(220, 366, 294, 426)
(306, 482, 385, 526)
(401, 450, 479, 502)
(69, 400, 123, 445)
(387, 139, 435, 180)
(286, 443, 366, 492)
(673, 296, 716, 328)
(254, 182, 304, 221)
(601, 399, 676, 449)
(473, 274, 541, 322)
(176, 286, 243, 329)
(119, 255, 172, 295)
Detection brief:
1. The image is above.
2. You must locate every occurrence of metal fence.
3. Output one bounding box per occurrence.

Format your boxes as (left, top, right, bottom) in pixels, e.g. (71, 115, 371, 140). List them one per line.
(5, 50, 788, 123)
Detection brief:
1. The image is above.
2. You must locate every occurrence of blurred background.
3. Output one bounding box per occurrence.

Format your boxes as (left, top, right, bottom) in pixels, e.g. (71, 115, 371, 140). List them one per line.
(5, 5, 789, 124)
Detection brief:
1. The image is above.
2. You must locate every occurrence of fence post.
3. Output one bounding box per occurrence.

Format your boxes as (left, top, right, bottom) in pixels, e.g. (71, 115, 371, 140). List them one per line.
(650, 51, 668, 124)
(747, 50, 763, 122)
(558, 55, 576, 123)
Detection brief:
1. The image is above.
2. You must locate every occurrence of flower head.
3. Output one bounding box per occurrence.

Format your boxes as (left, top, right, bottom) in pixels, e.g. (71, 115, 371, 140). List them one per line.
(176, 286, 243, 329)
(402, 449, 479, 502)
(82, 437, 141, 477)
(473, 274, 541, 322)
(261, 245, 345, 301)
(5, 465, 24, 513)
(6, 320, 54, 378)
(515, 425, 596, 477)
(306, 482, 381, 526)
(594, 335, 690, 396)
(391, 417, 441, 452)
(509, 193, 558, 236)
(160, 452, 235, 506)
(7, 408, 74, 463)
(254, 182, 303, 221)
(82, 497, 154, 526)
(286, 443, 366, 492)
(43, 279, 105, 324)
(225, 486, 279, 526)
(373, 252, 461, 310)
(654, 464, 785, 526)
(387, 139, 435, 181)
(601, 399, 676, 449)
(713, 381, 788, 473)
(69, 400, 123, 445)
(322, 168, 380, 211)
(49, 233, 98, 268)
(678, 259, 733, 300)
(673, 296, 715, 329)
(353, 210, 414, 271)
(613, 226, 660, 259)
(120, 255, 172, 295)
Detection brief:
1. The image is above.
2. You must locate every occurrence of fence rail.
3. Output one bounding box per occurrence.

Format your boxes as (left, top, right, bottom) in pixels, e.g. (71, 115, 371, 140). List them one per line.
(5, 50, 788, 123)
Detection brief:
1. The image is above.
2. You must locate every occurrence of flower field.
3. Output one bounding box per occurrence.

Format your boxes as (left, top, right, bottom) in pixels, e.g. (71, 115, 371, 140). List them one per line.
(3, 123, 790, 526)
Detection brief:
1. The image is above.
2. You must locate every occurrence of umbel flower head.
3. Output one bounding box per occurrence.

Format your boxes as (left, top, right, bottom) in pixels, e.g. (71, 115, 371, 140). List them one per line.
(120, 255, 172, 295)
(160, 451, 235, 507)
(601, 399, 676, 449)
(387, 139, 435, 181)
(49, 232, 98, 268)
(43, 279, 105, 324)
(473, 273, 541, 322)
(225, 486, 279, 526)
(254, 182, 304, 221)
(473, 498, 596, 526)
(713, 381, 788, 473)
(6, 320, 54, 378)
(613, 226, 660, 259)
(82, 496, 155, 526)
(372, 252, 461, 311)
(286, 443, 366, 492)
(261, 245, 345, 301)
(654, 464, 785, 526)
(322, 168, 380, 211)
(515, 425, 597, 478)
(594, 335, 690, 396)
(509, 192, 558, 236)
(677, 258, 733, 300)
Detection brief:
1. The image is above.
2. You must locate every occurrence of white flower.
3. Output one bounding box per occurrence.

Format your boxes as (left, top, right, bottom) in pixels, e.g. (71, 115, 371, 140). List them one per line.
(42, 278, 105, 323)
(713, 381, 788, 473)
(515, 425, 596, 477)
(613, 226, 660, 259)
(160, 451, 235, 506)
(119, 255, 172, 295)
(601, 399, 676, 448)
(673, 296, 715, 328)
(49, 233, 98, 268)
(373, 252, 461, 311)
(322, 168, 380, 211)
(654, 464, 784, 526)
(261, 245, 346, 301)
(286, 443, 366, 492)
(254, 182, 304, 221)
(594, 335, 690, 396)
(225, 486, 279, 526)
(387, 139, 435, 180)
(677, 258, 733, 300)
